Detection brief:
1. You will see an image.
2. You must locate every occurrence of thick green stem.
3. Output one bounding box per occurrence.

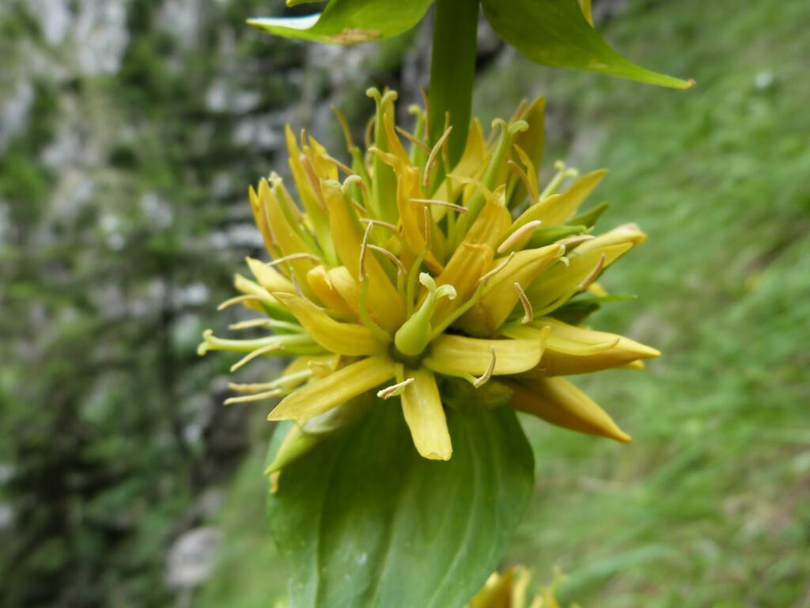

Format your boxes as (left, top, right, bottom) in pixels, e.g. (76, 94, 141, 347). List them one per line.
(429, 0, 479, 167)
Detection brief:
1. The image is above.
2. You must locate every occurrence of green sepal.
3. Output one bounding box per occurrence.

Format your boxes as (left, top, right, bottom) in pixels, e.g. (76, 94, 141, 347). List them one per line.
(527, 224, 587, 248)
(481, 0, 694, 89)
(568, 201, 610, 228)
(266, 400, 534, 608)
(248, 0, 434, 45)
(551, 294, 638, 325)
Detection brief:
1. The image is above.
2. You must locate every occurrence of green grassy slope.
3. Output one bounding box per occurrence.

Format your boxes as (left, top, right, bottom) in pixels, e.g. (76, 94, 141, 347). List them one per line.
(199, 1, 810, 605)
(482, 1, 810, 605)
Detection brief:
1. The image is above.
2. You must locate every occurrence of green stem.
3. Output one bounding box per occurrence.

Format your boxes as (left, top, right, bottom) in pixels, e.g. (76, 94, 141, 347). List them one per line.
(429, 0, 479, 167)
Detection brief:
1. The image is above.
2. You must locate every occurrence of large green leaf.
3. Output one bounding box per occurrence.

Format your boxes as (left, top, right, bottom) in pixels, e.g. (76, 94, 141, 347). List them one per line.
(248, 0, 434, 45)
(482, 0, 694, 89)
(266, 400, 534, 608)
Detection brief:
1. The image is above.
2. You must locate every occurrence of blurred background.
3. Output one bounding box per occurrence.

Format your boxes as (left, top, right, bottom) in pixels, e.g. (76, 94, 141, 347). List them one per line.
(1, 0, 808, 606)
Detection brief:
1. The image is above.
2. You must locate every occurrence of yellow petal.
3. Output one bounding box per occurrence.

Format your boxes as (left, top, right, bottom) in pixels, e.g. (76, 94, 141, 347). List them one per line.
(322, 181, 405, 331)
(394, 164, 443, 272)
(273, 292, 386, 356)
(432, 243, 494, 324)
(506, 376, 631, 443)
(576, 222, 647, 252)
(306, 265, 357, 317)
(401, 368, 452, 461)
(258, 178, 318, 285)
(326, 266, 362, 314)
(531, 318, 660, 376)
(525, 243, 632, 313)
(269, 355, 395, 421)
(516, 169, 608, 228)
(425, 335, 545, 376)
(459, 245, 563, 335)
(246, 257, 295, 293)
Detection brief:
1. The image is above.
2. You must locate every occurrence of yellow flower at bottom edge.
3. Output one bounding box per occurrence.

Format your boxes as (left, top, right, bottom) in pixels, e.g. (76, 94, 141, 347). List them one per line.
(198, 88, 659, 477)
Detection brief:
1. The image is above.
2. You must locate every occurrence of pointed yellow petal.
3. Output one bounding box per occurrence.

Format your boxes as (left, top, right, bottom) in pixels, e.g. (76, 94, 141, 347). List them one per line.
(459, 245, 564, 335)
(326, 266, 362, 315)
(322, 181, 405, 331)
(531, 318, 660, 376)
(506, 376, 631, 443)
(273, 292, 386, 356)
(269, 355, 395, 421)
(576, 222, 647, 251)
(401, 368, 452, 461)
(525, 243, 632, 313)
(259, 178, 318, 286)
(432, 243, 494, 323)
(425, 335, 545, 377)
(246, 257, 296, 293)
(306, 265, 357, 317)
(517, 169, 608, 227)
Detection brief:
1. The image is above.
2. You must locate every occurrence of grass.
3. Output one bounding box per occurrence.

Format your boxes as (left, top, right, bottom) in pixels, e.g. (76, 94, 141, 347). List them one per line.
(199, 0, 810, 605)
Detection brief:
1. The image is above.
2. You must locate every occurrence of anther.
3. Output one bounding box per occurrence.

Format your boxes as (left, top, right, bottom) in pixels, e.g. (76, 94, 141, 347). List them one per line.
(359, 218, 398, 233)
(358, 222, 373, 282)
(224, 389, 283, 405)
(577, 253, 607, 291)
(230, 343, 282, 372)
(268, 252, 321, 267)
(497, 220, 542, 254)
(395, 126, 431, 153)
(217, 295, 264, 311)
(377, 377, 415, 399)
(473, 346, 497, 388)
(423, 125, 453, 188)
(558, 234, 595, 248)
(368, 245, 407, 275)
(514, 282, 534, 325)
(479, 252, 516, 285)
(409, 198, 468, 213)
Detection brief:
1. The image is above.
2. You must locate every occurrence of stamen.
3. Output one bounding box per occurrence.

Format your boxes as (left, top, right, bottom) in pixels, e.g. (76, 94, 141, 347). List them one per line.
(217, 295, 264, 311)
(507, 160, 538, 203)
(423, 125, 453, 188)
(514, 282, 534, 324)
(321, 153, 355, 176)
(368, 245, 407, 275)
(497, 220, 543, 254)
(541, 160, 580, 200)
(409, 198, 468, 213)
(364, 115, 375, 150)
(228, 318, 275, 330)
(231, 343, 283, 372)
(395, 126, 431, 153)
(446, 174, 494, 204)
(377, 377, 415, 399)
(359, 218, 398, 233)
(342, 174, 368, 193)
(577, 253, 607, 291)
(358, 222, 373, 282)
(473, 346, 496, 388)
(422, 206, 432, 251)
(479, 252, 516, 285)
(228, 369, 313, 393)
(331, 104, 355, 151)
(558, 234, 595, 248)
(289, 269, 304, 297)
(300, 155, 327, 210)
(268, 252, 321, 267)
(224, 389, 284, 405)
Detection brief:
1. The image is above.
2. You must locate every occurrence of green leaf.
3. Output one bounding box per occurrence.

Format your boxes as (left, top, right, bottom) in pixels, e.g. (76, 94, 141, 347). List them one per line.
(248, 0, 434, 45)
(266, 400, 534, 608)
(481, 0, 694, 89)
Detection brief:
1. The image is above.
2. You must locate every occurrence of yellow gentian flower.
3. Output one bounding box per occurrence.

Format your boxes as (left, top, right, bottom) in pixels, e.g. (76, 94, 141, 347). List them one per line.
(199, 89, 659, 472)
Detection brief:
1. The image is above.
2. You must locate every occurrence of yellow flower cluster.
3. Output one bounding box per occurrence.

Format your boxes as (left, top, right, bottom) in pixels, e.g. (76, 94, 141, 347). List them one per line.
(198, 89, 658, 469)
(470, 566, 576, 608)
